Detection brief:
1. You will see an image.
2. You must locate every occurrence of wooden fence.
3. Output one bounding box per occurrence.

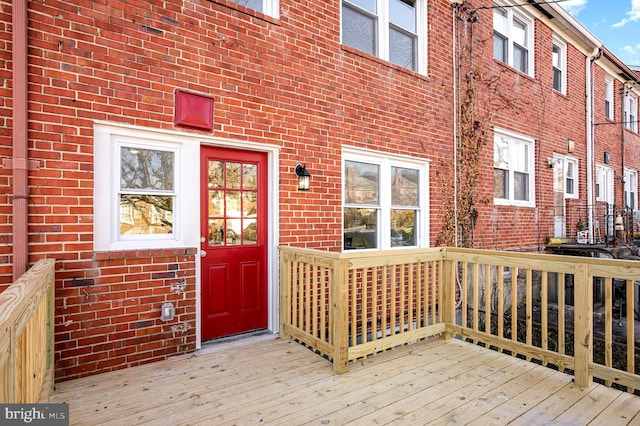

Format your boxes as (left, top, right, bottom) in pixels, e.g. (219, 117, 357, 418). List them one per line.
(279, 246, 640, 392)
(0, 259, 56, 403)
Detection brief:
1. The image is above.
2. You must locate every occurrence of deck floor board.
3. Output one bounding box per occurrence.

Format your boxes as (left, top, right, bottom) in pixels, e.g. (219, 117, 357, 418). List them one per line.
(50, 334, 640, 425)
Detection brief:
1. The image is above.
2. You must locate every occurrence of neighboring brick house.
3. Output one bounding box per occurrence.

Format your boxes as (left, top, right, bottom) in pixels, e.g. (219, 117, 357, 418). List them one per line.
(0, 0, 638, 381)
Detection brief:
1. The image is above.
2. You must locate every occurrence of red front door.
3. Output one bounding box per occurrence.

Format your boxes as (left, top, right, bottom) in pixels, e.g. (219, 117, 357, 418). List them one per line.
(200, 146, 268, 341)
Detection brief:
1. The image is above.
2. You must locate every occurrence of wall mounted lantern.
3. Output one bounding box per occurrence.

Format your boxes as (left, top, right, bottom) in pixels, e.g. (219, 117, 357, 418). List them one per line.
(295, 164, 311, 191)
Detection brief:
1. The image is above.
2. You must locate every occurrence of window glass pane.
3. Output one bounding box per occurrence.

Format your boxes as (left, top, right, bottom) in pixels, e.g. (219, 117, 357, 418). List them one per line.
(566, 178, 574, 195)
(342, 5, 377, 56)
(227, 162, 242, 189)
(389, 27, 415, 70)
(552, 45, 561, 68)
(493, 33, 507, 62)
(390, 0, 415, 32)
(494, 169, 508, 199)
(243, 219, 257, 245)
(493, 7, 508, 34)
(513, 44, 528, 73)
(512, 142, 528, 172)
(391, 167, 419, 206)
(229, 0, 263, 12)
(345, 161, 380, 205)
(391, 209, 416, 246)
(344, 208, 378, 249)
(120, 147, 174, 191)
(514, 171, 529, 201)
(494, 138, 509, 168)
(120, 195, 173, 235)
(243, 164, 257, 189)
(553, 68, 562, 91)
(347, 0, 376, 13)
(512, 18, 527, 47)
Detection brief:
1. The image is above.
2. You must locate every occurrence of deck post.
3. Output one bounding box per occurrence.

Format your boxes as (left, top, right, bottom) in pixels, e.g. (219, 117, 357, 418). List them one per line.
(331, 256, 350, 373)
(441, 250, 455, 340)
(573, 262, 593, 387)
(279, 250, 291, 340)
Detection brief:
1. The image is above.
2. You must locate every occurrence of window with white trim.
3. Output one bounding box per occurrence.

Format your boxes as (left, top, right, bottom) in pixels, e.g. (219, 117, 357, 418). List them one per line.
(552, 37, 566, 94)
(493, 2, 533, 76)
(341, 0, 426, 74)
(625, 91, 638, 132)
(563, 156, 578, 198)
(94, 124, 199, 251)
(625, 168, 638, 210)
(227, 0, 279, 18)
(343, 149, 429, 250)
(605, 76, 614, 120)
(493, 129, 535, 206)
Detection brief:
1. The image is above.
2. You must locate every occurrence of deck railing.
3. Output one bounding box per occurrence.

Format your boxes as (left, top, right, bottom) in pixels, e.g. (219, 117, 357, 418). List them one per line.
(279, 246, 640, 392)
(0, 259, 56, 403)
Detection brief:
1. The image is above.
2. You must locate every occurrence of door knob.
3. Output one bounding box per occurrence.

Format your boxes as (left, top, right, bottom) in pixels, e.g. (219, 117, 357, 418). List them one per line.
(200, 250, 207, 258)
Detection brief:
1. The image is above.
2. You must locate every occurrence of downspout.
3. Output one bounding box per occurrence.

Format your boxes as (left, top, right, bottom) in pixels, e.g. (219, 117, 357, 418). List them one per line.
(11, 0, 29, 280)
(451, 3, 459, 247)
(586, 47, 601, 244)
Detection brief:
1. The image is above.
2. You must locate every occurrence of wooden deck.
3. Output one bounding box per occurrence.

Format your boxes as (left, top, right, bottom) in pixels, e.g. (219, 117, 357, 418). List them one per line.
(50, 334, 640, 425)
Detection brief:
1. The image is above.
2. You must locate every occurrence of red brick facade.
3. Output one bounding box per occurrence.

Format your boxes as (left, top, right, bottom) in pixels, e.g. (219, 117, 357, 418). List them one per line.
(0, 0, 638, 381)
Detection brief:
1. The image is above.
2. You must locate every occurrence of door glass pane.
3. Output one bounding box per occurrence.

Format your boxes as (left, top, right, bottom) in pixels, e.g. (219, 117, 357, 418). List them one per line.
(243, 164, 257, 189)
(243, 219, 257, 245)
(243, 192, 257, 217)
(209, 190, 224, 217)
(392, 167, 419, 206)
(226, 191, 241, 217)
(344, 207, 378, 249)
(208, 161, 224, 188)
(227, 218, 241, 245)
(345, 161, 380, 205)
(342, 5, 377, 56)
(209, 218, 225, 246)
(227, 162, 242, 189)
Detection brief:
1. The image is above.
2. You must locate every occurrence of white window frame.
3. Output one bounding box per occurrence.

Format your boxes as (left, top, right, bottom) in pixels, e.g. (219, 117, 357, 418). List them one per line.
(493, 128, 536, 207)
(625, 91, 638, 132)
(625, 168, 638, 210)
(341, 0, 427, 75)
(552, 36, 566, 94)
(228, 0, 280, 18)
(342, 147, 429, 251)
(94, 123, 200, 251)
(493, 1, 534, 77)
(557, 155, 578, 199)
(605, 76, 614, 120)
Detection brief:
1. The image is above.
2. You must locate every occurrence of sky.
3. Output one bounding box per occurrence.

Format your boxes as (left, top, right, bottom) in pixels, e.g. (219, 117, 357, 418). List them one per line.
(560, 0, 640, 66)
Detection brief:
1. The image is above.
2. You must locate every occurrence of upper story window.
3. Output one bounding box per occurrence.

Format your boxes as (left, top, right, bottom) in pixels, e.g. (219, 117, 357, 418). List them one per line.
(552, 37, 566, 94)
(605, 76, 614, 120)
(493, 128, 535, 207)
(625, 91, 638, 132)
(493, 2, 533, 76)
(343, 148, 429, 250)
(228, 0, 279, 18)
(341, 0, 426, 74)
